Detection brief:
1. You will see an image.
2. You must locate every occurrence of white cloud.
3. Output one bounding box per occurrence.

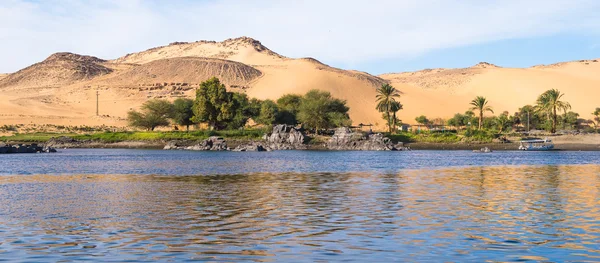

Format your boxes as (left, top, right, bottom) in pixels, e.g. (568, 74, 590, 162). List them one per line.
(0, 0, 599, 73)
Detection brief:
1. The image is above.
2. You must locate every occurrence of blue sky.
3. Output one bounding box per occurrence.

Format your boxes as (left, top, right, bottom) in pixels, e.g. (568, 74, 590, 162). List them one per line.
(1, 0, 599, 74)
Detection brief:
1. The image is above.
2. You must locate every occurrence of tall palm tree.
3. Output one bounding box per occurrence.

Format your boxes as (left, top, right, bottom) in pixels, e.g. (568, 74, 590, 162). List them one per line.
(375, 84, 401, 132)
(469, 96, 494, 129)
(389, 101, 403, 132)
(592, 107, 600, 130)
(536, 89, 571, 133)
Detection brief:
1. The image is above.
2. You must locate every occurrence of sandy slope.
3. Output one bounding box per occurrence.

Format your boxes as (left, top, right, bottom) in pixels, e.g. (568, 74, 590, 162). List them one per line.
(0, 37, 388, 128)
(0, 36, 599, 130)
(381, 60, 600, 123)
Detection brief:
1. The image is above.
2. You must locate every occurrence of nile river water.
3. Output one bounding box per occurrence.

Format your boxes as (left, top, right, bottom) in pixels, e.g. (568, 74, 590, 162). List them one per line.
(1, 149, 600, 262)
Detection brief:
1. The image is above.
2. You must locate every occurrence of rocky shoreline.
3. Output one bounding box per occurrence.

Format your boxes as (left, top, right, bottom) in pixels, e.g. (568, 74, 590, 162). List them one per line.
(161, 125, 408, 152)
(4, 126, 599, 152)
(0, 143, 56, 154)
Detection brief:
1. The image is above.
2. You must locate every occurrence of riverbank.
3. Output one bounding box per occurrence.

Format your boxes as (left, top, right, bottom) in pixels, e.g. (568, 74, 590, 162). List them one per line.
(2, 131, 599, 151)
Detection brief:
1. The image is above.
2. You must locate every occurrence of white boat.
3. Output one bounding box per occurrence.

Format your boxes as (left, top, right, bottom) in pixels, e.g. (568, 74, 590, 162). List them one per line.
(519, 138, 554, 151)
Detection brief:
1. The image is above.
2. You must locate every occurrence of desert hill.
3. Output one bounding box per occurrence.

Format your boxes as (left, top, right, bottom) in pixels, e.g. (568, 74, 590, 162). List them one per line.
(380, 59, 600, 123)
(97, 57, 263, 88)
(113, 37, 286, 65)
(0, 37, 388, 128)
(0, 53, 113, 90)
(0, 36, 599, 129)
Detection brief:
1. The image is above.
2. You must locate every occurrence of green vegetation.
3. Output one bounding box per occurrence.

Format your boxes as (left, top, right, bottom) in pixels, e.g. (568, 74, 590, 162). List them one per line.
(191, 77, 240, 130)
(375, 84, 402, 132)
(127, 99, 174, 131)
(535, 89, 571, 133)
(469, 96, 493, 129)
(256, 99, 279, 126)
(124, 78, 351, 133)
(593, 108, 600, 129)
(276, 94, 302, 125)
(415, 115, 430, 125)
(387, 131, 461, 144)
(0, 130, 267, 143)
(297, 89, 351, 133)
(172, 98, 195, 131)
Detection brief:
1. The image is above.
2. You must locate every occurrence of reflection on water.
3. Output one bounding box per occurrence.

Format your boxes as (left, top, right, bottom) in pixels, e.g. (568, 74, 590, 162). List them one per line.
(1, 165, 599, 261)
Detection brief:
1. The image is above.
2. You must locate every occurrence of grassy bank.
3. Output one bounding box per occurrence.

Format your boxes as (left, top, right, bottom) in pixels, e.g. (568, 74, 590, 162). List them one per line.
(387, 130, 500, 144)
(0, 129, 267, 143)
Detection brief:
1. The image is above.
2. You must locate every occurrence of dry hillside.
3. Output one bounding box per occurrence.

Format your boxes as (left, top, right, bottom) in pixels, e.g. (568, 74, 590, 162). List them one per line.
(0, 37, 388, 128)
(0, 53, 113, 90)
(98, 57, 263, 88)
(0, 36, 598, 129)
(380, 60, 600, 123)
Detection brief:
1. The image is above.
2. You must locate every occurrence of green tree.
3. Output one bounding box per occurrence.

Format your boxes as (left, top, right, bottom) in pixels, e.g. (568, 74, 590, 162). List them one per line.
(276, 94, 302, 125)
(127, 99, 174, 131)
(227, 93, 252, 129)
(469, 96, 494, 129)
(535, 89, 571, 133)
(297, 89, 350, 133)
(389, 101, 403, 132)
(559, 111, 580, 130)
(256, 99, 279, 125)
(172, 98, 194, 131)
(592, 108, 600, 130)
(495, 111, 513, 132)
(191, 77, 235, 130)
(247, 98, 263, 120)
(375, 84, 401, 133)
(415, 115, 429, 125)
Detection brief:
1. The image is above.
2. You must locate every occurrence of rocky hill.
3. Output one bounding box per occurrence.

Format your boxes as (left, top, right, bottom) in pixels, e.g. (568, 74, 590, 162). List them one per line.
(0, 53, 112, 89)
(98, 57, 262, 88)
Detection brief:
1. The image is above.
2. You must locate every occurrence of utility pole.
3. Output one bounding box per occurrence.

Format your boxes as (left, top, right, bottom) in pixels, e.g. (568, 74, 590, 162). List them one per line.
(96, 90, 99, 116)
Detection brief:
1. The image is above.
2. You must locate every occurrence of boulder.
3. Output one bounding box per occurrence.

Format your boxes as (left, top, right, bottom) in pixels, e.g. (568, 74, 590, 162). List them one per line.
(327, 127, 400, 151)
(163, 140, 181, 150)
(165, 137, 229, 151)
(263, 124, 307, 150)
(232, 142, 271, 152)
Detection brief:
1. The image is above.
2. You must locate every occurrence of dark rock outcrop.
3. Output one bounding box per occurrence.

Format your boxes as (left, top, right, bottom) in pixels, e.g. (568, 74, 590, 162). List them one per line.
(262, 124, 307, 150)
(164, 136, 229, 151)
(46, 136, 84, 148)
(232, 141, 271, 152)
(0, 143, 56, 154)
(327, 127, 406, 151)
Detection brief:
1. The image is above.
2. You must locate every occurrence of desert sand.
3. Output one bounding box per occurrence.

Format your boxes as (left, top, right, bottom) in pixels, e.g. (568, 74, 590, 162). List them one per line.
(0, 37, 598, 130)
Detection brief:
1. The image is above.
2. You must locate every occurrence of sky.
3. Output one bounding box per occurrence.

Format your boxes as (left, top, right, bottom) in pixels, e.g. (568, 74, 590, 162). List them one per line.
(1, 0, 599, 74)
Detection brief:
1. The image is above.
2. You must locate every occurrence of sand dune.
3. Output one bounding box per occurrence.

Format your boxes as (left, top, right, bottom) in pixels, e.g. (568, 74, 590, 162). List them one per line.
(0, 36, 599, 130)
(381, 60, 600, 122)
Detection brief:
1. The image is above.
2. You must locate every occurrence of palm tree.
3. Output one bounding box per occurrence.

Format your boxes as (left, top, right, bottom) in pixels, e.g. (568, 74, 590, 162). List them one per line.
(469, 96, 494, 129)
(389, 101, 403, 132)
(536, 89, 571, 133)
(376, 84, 401, 132)
(592, 107, 600, 130)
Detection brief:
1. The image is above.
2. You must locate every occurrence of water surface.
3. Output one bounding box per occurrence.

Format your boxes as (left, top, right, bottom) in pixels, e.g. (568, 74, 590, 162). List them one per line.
(1, 150, 599, 262)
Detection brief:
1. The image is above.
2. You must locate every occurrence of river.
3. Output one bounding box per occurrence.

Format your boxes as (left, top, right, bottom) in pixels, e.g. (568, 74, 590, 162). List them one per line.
(1, 149, 599, 261)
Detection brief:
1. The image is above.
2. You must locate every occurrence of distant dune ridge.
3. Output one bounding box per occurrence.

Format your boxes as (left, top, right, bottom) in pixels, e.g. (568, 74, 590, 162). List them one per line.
(0, 36, 599, 128)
